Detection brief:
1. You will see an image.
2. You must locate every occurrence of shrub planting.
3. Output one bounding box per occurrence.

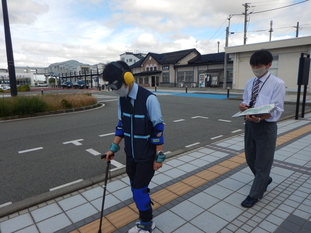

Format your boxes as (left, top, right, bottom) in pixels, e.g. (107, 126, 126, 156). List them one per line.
(0, 93, 97, 117)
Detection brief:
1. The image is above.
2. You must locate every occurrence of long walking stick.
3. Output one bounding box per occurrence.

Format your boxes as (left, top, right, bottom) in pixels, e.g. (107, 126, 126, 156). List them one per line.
(98, 154, 112, 233)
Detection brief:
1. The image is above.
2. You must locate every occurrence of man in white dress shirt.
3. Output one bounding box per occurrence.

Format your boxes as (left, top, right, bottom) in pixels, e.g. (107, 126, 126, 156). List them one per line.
(238, 49, 286, 208)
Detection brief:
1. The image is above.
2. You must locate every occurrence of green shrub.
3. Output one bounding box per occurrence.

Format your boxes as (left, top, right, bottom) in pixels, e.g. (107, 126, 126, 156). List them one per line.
(0, 98, 11, 117)
(12, 96, 47, 115)
(60, 99, 72, 109)
(0, 93, 97, 117)
(17, 85, 30, 92)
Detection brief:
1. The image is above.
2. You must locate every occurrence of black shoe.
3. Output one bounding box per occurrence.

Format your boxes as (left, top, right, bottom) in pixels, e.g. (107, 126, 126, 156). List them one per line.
(265, 177, 272, 191)
(241, 195, 258, 208)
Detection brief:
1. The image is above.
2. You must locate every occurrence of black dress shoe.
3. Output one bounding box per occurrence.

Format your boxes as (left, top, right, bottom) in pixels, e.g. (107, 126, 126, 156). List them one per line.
(265, 177, 273, 191)
(241, 195, 258, 208)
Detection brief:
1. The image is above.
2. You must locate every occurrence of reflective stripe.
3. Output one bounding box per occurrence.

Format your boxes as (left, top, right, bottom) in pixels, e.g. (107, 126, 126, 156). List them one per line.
(124, 133, 150, 139)
(122, 113, 145, 119)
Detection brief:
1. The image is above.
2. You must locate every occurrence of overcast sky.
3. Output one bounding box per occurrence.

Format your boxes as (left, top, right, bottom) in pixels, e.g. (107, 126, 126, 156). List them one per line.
(0, 0, 310, 68)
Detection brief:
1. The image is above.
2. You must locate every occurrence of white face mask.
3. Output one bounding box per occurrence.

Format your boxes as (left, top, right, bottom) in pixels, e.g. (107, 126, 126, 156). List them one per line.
(252, 66, 268, 77)
(113, 84, 129, 97)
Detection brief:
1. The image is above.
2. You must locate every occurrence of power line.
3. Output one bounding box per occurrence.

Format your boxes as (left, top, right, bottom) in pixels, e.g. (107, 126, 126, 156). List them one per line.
(251, 0, 309, 14)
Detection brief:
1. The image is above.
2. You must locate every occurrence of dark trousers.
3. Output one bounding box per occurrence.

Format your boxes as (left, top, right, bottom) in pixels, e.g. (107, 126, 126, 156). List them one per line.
(244, 120, 277, 199)
(126, 157, 155, 222)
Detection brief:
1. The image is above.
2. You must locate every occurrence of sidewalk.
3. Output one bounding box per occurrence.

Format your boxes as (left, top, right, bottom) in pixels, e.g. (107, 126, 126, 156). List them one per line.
(1, 112, 311, 233)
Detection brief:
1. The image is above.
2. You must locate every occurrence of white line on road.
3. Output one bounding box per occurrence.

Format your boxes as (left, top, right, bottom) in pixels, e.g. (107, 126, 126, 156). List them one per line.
(218, 119, 232, 122)
(232, 129, 242, 133)
(63, 139, 84, 146)
(49, 179, 84, 192)
(86, 149, 101, 156)
(191, 116, 209, 119)
(110, 160, 126, 172)
(211, 135, 223, 140)
(0, 202, 12, 208)
(99, 132, 115, 137)
(173, 119, 185, 122)
(18, 147, 43, 154)
(185, 142, 200, 148)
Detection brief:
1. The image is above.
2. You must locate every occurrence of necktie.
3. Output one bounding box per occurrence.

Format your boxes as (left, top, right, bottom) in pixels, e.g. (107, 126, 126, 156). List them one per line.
(249, 78, 260, 108)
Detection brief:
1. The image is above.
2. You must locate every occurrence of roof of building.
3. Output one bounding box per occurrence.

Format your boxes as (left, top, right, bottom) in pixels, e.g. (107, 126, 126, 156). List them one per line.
(131, 48, 199, 68)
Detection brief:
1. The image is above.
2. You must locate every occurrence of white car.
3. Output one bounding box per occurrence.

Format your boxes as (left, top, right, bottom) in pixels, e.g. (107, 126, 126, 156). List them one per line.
(0, 84, 10, 90)
(37, 83, 48, 87)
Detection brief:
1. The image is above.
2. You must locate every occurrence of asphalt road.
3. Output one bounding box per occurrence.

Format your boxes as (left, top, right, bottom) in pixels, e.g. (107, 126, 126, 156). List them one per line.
(0, 90, 301, 205)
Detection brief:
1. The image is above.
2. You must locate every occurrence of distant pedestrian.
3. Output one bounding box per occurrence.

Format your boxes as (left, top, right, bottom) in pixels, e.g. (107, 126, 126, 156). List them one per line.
(102, 61, 165, 232)
(238, 49, 285, 208)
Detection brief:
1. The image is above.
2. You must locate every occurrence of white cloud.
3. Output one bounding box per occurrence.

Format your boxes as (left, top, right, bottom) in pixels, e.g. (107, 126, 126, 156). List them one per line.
(0, 0, 310, 68)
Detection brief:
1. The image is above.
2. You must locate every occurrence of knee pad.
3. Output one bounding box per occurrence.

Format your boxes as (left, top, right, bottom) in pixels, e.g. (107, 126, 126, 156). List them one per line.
(132, 187, 151, 211)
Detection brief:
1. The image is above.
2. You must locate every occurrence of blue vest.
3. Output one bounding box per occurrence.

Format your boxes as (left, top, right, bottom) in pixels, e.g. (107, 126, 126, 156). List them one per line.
(120, 86, 155, 161)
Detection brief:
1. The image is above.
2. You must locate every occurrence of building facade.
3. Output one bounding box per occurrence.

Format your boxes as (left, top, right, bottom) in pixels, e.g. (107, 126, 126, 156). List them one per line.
(226, 36, 311, 92)
(120, 52, 147, 66)
(130, 48, 233, 88)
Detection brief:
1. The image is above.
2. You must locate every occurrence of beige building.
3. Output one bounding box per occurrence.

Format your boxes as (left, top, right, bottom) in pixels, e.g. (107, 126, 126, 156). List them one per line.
(226, 36, 311, 93)
(131, 49, 233, 88)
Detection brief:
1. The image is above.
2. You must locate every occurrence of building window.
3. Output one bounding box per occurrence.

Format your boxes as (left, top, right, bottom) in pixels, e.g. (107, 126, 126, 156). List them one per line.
(146, 67, 149, 71)
(154, 67, 157, 71)
(144, 77, 149, 84)
(162, 65, 169, 71)
(150, 67, 153, 71)
(162, 72, 169, 82)
(270, 55, 279, 77)
(185, 71, 193, 82)
(177, 71, 184, 82)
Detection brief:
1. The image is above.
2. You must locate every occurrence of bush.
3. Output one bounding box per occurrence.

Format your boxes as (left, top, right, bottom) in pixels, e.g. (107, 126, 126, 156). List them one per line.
(17, 85, 30, 92)
(0, 93, 97, 117)
(0, 96, 47, 117)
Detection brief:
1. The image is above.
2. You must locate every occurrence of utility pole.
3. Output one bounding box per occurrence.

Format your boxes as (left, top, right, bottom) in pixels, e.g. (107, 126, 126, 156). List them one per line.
(223, 26, 229, 89)
(295, 22, 300, 37)
(242, 3, 251, 45)
(2, 0, 17, 96)
(269, 20, 273, 41)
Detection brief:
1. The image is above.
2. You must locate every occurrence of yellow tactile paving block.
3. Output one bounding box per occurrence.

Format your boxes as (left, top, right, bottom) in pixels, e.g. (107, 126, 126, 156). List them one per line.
(276, 124, 311, 146)
(196, 169, 219, 181)
(166, 181, 193, 195)
(150, 189, 179, 206)
(78, 218, 115, 233)
(73, 123, 311, 233)
(219, 160, 241, 169)
(208, 164, 231, 174)
(228, 155, 246, 164)
(182, 176, 207, 188)
(107, 207, 138, 229)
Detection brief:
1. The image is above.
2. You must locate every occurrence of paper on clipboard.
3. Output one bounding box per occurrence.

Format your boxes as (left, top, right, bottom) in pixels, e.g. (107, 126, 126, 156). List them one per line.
(232, 104, 276, 117)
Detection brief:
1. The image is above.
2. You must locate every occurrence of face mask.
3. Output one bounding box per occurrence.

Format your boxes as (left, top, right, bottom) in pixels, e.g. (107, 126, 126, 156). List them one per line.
(113, 84, 129, 97)
(252, 66, 268, 77)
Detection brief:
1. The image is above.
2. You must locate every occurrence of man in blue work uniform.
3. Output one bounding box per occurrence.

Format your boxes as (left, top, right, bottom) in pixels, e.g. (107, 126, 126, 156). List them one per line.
(239, 49, 285, 208)
(102, 61, 165, 233)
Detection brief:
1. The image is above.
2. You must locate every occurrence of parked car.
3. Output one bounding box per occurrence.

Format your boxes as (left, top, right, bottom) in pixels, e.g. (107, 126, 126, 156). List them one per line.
(61, 81, 73, 88)
(0, 84, 10, 90)
(73, 81, 89, 89)
(37, 83, 48, 87)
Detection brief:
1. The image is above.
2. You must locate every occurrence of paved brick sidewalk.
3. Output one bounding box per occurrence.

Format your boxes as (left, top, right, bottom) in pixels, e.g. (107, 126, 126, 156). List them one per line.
(1, 113, 311, 233)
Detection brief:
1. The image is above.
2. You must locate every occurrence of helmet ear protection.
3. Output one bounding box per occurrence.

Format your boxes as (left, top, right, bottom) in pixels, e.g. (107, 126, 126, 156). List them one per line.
(111, 62, 134, 85)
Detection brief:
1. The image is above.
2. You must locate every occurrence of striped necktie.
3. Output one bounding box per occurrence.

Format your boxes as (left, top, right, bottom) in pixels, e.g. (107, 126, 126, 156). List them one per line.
(249, 78, 260, 108)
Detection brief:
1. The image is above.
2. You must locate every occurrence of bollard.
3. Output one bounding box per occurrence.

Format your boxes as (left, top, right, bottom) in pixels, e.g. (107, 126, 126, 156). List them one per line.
(186, 86, 188, 93)
(155, 86, 157, 92)
(227, 87, 230, 98)
(41, 89, 43, 95)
